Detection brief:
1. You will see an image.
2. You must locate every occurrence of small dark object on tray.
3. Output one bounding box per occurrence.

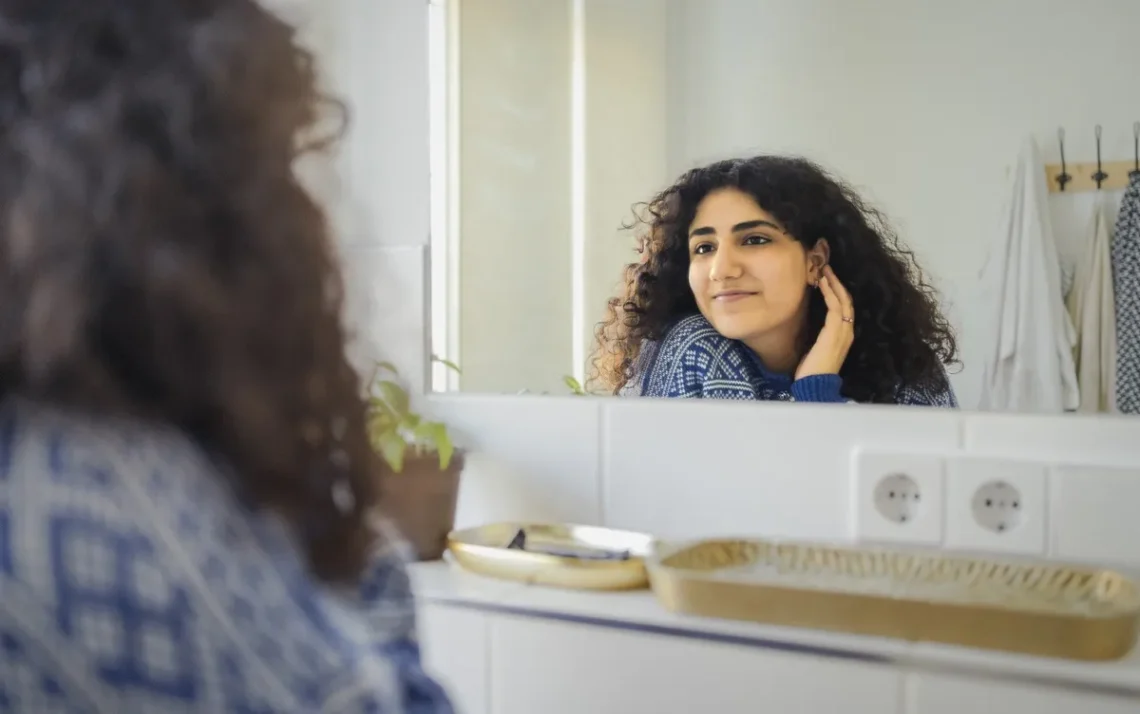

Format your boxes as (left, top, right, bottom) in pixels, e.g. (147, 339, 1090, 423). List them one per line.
(506, 527, 632, 561)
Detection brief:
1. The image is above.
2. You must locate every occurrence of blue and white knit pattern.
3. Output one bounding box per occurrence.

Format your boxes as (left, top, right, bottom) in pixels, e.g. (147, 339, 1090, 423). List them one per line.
(1113, 174, 1140, 414)
(0, 398, 454, 714)
(626, 313, 957, 407)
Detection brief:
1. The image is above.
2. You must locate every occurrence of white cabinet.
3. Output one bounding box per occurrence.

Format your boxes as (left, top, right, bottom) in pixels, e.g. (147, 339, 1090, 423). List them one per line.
(488, 615, 901, 714)
(418, 603, 489, 714)
(911, 672, 1137, 714)
(416, 600, 1140, 714)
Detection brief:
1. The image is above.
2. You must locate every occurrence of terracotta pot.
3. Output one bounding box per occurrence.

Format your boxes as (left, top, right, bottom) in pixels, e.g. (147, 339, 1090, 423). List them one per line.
(380, 450, 464, 561)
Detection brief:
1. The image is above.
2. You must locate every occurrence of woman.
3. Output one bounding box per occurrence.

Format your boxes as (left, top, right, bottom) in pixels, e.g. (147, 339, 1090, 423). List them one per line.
(591, 156, 958, 406)
(0, 2, 452, 712)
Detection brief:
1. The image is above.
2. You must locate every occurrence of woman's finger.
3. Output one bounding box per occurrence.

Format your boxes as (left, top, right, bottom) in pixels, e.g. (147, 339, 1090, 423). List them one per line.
(819, 275, 842, 314)
(824, 266, 854, 315)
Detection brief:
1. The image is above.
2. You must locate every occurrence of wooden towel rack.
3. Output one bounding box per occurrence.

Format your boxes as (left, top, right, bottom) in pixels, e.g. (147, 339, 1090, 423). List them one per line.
(1045, 124, 1139, 193)
(1044, 160, 1137, 193)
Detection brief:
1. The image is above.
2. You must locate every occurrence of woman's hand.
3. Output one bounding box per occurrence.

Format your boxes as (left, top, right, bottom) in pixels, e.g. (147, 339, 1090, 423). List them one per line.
(795, 266, 855, 380)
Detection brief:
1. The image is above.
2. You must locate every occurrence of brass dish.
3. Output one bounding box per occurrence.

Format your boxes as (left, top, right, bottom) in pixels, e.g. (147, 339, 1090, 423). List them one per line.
(647, 538, 1140, 661)
(447, 522, 653, 590)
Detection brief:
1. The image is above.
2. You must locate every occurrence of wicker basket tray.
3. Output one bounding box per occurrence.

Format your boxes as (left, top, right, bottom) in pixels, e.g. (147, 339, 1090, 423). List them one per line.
(648, 538, 1140, 661)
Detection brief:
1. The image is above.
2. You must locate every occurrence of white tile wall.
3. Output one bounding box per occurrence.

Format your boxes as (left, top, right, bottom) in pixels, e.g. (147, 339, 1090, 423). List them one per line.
(431, 396, 604, 529)
(334, 0, 431, 249)
(603, 399, 960, 541)
(962, 412, 1140, 468)
(426, 395, 1140, 570)
(341, 244, 430, 395)
(1051, 464, 1140, 567)
(304, 0, 433, 390)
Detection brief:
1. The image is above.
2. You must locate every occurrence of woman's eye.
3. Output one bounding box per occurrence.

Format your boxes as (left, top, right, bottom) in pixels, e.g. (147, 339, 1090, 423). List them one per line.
(743, 234, 770, 246)
(693, 243, 713, 255)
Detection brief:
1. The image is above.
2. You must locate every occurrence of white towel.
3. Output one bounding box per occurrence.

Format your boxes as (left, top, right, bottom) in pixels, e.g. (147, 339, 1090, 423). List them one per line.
(978, 137, 1079, 412)
(1066, 199, 1117, 413)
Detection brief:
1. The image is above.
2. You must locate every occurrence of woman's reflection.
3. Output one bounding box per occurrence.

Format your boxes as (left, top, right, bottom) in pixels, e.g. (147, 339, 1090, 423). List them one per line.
(590, 156, 959, 406)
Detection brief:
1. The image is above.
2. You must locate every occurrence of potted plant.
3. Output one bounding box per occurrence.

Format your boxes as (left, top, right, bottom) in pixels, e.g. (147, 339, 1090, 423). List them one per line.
(366, 359, 463, 561)
(563, 375, 588, 395)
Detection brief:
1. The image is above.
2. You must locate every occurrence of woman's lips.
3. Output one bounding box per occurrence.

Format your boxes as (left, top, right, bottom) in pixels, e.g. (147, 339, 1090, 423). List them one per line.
(713, 290, 757, 303)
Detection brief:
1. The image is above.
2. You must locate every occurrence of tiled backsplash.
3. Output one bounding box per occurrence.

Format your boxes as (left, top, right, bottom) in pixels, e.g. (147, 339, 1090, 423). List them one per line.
(427, 393, 1140, 570)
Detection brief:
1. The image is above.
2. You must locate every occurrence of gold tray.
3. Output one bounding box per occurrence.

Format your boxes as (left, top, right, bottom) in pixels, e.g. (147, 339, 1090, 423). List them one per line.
(447, 522, 653, 590)
(647, 538, 1140, 661)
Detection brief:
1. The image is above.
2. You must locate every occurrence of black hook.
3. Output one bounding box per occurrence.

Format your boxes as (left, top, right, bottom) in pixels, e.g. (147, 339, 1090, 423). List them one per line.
(1055, 128, 1071, 191)
(1131, 122, 1139, 179)
(1092, 124, 1108, 189)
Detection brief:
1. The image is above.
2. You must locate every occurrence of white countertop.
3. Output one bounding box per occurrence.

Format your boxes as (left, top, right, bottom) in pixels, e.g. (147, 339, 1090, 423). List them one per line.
(409, 559, 1140, 696)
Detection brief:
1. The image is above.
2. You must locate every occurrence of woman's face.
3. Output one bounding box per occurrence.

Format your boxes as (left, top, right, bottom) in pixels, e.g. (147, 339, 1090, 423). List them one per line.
(687, 187, 827, 357)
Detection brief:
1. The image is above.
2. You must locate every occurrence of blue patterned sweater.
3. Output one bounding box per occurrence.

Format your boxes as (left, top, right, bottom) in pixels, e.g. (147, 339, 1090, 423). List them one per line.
(623, 314, 957, 407)
(0, 398, 454, 713)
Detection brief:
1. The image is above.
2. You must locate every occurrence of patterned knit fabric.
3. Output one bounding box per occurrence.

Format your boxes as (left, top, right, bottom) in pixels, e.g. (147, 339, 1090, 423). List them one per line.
(0, 398, 454, 714)
(1112, 174, 1140, 414)
(625, 313, 957, 407)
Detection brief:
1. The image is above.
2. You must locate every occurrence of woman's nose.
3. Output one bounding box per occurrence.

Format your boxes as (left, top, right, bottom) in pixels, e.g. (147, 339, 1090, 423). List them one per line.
(709, 244, 743, 281)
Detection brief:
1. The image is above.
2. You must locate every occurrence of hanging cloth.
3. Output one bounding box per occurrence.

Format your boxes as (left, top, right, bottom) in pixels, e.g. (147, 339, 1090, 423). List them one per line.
(1066, 199, 1117, 412)
(979, 137, 1079, 412)
(1113, 174, 1140, 413)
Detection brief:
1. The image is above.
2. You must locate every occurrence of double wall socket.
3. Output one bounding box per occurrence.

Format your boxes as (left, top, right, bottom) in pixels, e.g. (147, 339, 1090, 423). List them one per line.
(852, 449, 1048, 555)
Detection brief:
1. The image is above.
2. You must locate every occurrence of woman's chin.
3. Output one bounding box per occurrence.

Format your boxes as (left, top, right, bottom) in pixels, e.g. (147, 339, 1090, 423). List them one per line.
(710, 316, 770, 341)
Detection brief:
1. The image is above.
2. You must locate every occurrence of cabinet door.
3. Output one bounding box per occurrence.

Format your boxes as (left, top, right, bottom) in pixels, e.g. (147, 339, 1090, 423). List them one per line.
(911, 672, 1137, 714)
(490, 615, 902, 714)
(418, 603, 489, 714)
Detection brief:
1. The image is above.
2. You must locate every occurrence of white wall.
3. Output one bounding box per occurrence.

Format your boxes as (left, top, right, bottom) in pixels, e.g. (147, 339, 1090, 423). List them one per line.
(665, 0, 1140, 408)
(281, 0, 432, 395)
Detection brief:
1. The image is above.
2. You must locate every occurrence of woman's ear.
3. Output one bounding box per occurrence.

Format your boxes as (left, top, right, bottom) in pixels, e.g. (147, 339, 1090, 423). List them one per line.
(806, 238, 830, 285)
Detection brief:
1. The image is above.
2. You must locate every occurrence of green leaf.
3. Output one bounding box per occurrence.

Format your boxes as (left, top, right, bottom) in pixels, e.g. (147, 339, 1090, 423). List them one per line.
(375, 429, 407, 472)
(369, 408, 395, 431)
(435, 428, 453, 467)
(376, 380, 410, 418)
(433, 423, 455, 470)
(563, 375, 586, 395)
(412, 420, 455, 470)
(431, 355, 463, 374)
(368, 395, 397, 421)
(410, 419, 440, 445)
(375, 361, 399, 375)
(403, 412, 421, 430)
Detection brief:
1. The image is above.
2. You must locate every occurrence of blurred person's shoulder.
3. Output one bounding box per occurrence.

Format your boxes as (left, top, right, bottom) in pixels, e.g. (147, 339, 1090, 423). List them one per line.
(0, 398, 442, 713)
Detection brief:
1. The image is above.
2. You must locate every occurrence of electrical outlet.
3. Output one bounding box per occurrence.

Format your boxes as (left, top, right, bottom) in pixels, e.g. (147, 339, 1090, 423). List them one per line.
(945, 456, 1047, 555)
(851, 449, 944, 545)
(873, 473, 922, 524)
(971, 480, 1023, 534)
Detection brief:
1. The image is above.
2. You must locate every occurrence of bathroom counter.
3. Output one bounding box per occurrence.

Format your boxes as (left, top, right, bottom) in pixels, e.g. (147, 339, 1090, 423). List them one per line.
(410, 560, 1140, 714)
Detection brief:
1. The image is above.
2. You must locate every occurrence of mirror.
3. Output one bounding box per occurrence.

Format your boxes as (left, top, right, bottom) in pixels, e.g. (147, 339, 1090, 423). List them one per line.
(427, 0, 1140, 416)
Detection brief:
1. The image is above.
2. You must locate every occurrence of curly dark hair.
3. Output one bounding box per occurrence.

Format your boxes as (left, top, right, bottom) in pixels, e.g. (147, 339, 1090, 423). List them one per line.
(0, 0, 381, 582)
(590, 155, 958, 403)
